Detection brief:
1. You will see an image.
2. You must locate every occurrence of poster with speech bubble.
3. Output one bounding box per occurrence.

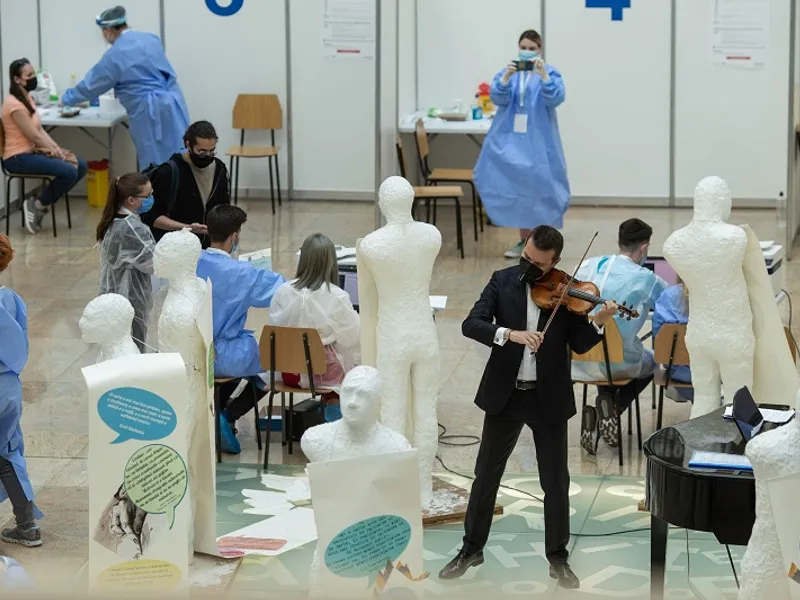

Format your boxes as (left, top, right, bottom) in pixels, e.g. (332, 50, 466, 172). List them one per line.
(83, 353, 190, 597)
(308, 451, 426, 598)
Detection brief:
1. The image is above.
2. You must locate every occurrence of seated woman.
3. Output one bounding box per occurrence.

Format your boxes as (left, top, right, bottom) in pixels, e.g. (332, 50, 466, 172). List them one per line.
(2, 58, 87, 234)
(269, 233, 360, 421)
(652, 281, 693, 402)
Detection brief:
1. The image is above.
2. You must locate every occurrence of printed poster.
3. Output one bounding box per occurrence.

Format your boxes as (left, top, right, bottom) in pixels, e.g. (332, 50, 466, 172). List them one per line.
(83, 353, 190, 596)
(307, 451, 427, 598)
(711, 0, 769, 68)
(323, 0, 375, 59)
(768, 471, 800, 599)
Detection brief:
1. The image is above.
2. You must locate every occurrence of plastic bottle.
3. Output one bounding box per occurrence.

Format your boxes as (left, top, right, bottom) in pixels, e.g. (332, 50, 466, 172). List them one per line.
(69, 74, 77, 88)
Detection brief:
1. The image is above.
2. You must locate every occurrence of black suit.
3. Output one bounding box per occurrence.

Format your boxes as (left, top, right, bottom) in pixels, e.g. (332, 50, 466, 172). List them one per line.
(462, 265, 603, 560)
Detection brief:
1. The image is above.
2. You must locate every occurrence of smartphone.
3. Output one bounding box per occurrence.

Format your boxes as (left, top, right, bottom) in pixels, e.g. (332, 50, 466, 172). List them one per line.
(515, 60, 536, 71)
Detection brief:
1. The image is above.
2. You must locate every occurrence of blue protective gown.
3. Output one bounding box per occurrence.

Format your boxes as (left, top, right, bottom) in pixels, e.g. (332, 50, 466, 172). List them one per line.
(652, 285, 692, 397)
(0, 287, 42, 518)
(62, 30, 190, 170)
(571, 255, 669, 381)
(196, 250, 285, 378)
(473, 65, 570, 229)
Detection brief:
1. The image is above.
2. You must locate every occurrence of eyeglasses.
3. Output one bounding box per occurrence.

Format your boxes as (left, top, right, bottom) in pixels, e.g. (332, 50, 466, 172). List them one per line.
(193, 149, 216, 158)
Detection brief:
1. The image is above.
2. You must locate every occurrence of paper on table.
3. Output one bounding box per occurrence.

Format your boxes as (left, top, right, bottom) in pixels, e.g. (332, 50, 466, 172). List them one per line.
(429, 296, 448, 311)
(688, 451, 752, 470)
(285, 479, 311, 505)
(216, 507, 318, 558)
(723, 405, 795, 424)
(760, 241, 775, 249)
(241, 489, 295, 516)
(261, 473, 306, 492)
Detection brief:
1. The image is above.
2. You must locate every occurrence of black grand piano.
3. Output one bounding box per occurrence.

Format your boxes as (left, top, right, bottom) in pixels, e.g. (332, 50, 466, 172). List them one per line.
(644, 406, 767, 598)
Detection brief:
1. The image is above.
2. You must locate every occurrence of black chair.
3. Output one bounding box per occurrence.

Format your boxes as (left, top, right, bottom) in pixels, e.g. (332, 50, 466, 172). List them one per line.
(213, 376, 262, 463)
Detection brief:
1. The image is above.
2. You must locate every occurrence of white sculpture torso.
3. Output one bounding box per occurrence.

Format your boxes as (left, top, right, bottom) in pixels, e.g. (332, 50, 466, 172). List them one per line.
(79, 294, 141, 362)
(357, 177, 441, 505)
(662, 177, 754, 418)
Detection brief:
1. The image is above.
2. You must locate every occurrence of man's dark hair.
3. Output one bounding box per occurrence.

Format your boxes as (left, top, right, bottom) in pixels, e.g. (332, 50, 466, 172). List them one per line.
(184, 121, 218, 147)
(527, 225, 563, 259)
(206, 205, 247, 243)
(519, 29, 543, 47)
(618, 218, 652, 252)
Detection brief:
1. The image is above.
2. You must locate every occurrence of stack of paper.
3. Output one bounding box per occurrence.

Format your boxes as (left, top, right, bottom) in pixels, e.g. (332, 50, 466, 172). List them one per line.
(722, 406, 795, 424)
(688, 451, 752, 471)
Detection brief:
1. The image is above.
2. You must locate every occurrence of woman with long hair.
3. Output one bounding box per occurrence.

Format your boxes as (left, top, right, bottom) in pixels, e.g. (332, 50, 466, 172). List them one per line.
(97, 172, 156, 351)
(2, 58, 87, 234)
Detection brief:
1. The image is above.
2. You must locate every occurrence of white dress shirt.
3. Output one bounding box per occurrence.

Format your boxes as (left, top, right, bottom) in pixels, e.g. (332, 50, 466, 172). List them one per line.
(493, 285, 605, 382)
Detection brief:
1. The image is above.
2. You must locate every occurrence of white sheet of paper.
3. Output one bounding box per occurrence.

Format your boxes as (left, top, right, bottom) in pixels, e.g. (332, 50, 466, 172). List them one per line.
(241, 490, 295, 516)
(216, 508, 318, 558)
(723, 405, 796, 424)
(285, 479, 312, 504)
(261, 474, 305, 492)
(513, 114, 528, 134)
(429, 295, 448, 311)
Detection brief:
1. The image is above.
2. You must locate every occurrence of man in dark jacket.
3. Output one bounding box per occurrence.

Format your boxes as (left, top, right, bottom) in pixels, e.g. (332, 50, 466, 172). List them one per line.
(141, 120, 230, 249)
(438, 226, 618, 589)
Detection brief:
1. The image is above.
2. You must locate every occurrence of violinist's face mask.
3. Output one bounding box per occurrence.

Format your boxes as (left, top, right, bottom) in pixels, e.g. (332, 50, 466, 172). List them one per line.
(519, 257, 545, 285)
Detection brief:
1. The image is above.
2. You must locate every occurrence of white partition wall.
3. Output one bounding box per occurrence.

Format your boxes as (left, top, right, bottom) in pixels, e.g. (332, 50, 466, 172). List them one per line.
(546, 0, 671, 202)
(0, 0, 39, 97)
(397, 0, 416, 119)
(165, 0, 288, 197)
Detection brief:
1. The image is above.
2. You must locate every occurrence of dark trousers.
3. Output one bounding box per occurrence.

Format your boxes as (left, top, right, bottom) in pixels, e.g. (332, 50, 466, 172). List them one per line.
(463, 388, 570, 562)
(598, 375, 653, 412)
(0, 456, 35, 527)
(218, 379, 267, 422)
(4, 153, 88, 207)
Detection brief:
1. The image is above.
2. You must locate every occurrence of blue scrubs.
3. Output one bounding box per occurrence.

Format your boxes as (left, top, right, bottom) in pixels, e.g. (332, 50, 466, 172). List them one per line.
(62, 30, 190, 170)
(474, 65, 570, 229)
(196, 250, 285, 378)
(652, 285, 693, 400)
(0, 288, 41, 519)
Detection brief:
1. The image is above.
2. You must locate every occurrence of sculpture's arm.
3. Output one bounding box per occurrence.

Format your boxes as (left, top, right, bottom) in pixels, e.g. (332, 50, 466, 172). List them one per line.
(356, 239, 379, 367)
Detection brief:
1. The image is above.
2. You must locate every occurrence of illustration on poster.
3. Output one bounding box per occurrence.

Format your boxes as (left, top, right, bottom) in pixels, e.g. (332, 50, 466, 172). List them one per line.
(206, 0, 244, 17)
(123, 445, 188, 529)
(98, 388, 178, 444)
(586, 0, 632, 21)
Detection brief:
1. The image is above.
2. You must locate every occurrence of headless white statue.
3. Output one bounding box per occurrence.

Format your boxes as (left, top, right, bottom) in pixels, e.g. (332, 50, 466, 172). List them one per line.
(154, 230, 207, 561)
(663, 177, 754, 418)
(357, 176, 441, 505)
(302, 366, 412, 598)
(79, 294, 140, 362)
(738, 391, 800, 600)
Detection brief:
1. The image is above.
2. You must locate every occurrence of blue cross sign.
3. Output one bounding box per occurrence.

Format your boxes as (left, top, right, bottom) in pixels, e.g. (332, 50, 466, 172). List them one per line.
(206, 0, 244, 17)
(586, 0, 631, 21)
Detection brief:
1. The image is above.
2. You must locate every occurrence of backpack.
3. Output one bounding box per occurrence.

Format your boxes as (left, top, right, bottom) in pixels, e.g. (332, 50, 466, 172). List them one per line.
(142, 159, 179, 217)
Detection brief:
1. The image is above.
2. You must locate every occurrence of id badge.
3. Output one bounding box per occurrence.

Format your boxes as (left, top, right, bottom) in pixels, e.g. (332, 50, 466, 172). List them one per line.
(514, 114, 528, 134)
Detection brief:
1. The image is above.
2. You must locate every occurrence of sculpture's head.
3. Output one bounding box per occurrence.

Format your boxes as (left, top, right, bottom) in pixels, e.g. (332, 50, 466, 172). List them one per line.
(693, 176, 732, 223)
(339, 366, 382, 428)
(79, 294, 134, 344)
(154, 230, 202, 280)
(378, 176, 414, 224)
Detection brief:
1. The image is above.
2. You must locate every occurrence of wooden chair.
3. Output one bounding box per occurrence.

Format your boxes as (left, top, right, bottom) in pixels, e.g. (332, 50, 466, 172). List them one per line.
(653, 324, 693, 431)
(396, 137, 465, 258)
(414, 119, 483, 242)
(213, 376, 262, 464)
(0, 122, 72, 237)
(259, 326, 331, 469)
(227, 94, 283, 213)
(572, 318, 643, 467)
(785, 326, 797, 364)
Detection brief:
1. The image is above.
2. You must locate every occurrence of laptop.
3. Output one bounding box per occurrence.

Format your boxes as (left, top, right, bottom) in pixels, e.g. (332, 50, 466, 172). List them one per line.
(732, 386, 788, 442)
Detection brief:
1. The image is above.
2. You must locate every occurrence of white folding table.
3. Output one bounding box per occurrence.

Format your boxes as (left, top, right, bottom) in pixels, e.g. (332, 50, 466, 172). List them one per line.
(38, 106, 129, 176)
(398, 110, 492, 148)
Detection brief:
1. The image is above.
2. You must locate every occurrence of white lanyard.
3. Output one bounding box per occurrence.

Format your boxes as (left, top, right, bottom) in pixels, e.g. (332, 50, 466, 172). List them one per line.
(119, 207, 135, 217)
(597, 255, 617, 295)
(518, 72, 531, 109)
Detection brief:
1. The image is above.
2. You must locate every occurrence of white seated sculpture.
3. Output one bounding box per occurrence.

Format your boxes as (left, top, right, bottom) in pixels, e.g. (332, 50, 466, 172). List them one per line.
(79, 294, 140, 362)
(302, 365, 412, 598)
(663, 177, 754, 418)
(357, 176, 441, 505)
(154, 230, 207, 560)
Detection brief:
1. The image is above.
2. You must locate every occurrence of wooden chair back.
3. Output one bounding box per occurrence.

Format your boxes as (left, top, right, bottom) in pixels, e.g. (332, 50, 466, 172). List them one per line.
(259, 326, 327, 375)
(654, 324, 691, 366)
(232, 94, 283, 131)
(396, 137, 410, 178)
(414, 119, 430, 161)
(572, 318, 625, 364)
(785, 326, 797, 364)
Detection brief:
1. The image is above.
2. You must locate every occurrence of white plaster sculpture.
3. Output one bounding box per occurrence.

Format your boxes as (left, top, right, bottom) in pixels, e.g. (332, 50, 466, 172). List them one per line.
(79, 294, 140, 362)
(357, 176, 442, 505)
(154, 230, 207, 561)
(302, 366, 413, 598)
(663, 177, 754, 418)
(738, 390, 800, 600)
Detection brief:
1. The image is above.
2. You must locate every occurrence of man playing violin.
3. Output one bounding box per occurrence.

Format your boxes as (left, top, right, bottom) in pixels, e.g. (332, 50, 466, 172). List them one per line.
(439, 225, 617, 589)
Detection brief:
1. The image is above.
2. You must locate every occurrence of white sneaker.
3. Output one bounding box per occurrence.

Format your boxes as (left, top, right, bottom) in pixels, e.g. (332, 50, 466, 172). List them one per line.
(22, 200, 37, 234)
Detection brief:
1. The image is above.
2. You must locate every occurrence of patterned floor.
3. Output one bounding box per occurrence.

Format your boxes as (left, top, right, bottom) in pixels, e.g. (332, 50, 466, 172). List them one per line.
(216, 464, 742, 599)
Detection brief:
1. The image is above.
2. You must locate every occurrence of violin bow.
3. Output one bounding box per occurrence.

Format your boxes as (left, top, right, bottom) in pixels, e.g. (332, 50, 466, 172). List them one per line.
(531, 231, 599, 355)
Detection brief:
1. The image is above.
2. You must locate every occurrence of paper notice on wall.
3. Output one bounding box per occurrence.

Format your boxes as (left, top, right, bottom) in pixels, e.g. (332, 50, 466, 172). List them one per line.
(767, 472, 800, 599)
(711, 0, 769, 68)
(323, 0, 375, 60)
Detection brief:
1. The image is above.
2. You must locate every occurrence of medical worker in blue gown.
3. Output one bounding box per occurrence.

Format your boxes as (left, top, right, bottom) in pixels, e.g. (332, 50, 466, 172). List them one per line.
(474, 29, 570, 259)
(61, 6, 190, 169)
(0, 235, 43, 548)
(652, 282, 693, 402)
(196, 205, 285, 454)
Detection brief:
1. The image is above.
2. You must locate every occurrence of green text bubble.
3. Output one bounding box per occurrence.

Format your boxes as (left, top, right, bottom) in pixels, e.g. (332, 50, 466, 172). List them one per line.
(123, 444, 188, 529)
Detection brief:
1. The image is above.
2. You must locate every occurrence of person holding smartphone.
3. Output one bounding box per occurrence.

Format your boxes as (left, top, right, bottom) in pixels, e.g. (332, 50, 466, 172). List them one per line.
(473, 29, 570, 259)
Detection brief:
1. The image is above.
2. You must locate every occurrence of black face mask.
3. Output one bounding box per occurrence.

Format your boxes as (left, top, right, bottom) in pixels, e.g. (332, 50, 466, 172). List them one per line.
(23, 76, 37, 92)
(519, 257, 545, 284)
(190, 152, 214, 169)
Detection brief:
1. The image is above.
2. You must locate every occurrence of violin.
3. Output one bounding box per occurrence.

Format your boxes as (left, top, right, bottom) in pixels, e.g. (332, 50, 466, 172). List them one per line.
(530, 268, 640, 321)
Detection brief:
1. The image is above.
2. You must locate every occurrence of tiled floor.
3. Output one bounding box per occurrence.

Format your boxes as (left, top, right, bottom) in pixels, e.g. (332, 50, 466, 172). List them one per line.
(0, 197, 794, 594)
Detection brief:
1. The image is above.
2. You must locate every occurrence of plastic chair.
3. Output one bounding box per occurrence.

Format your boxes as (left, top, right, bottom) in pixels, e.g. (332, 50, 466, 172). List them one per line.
(227, 94, 283, 213)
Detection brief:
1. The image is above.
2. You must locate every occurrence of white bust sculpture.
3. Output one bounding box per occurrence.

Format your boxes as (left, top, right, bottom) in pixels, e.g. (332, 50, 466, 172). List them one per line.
(79, 294, 140, 362)
(154, 230, 207, 560)
(738, 391, 800, 599)
(663, 177, 754, 418)
(357, 176, 441, 505)
(302, 365, 413, 598)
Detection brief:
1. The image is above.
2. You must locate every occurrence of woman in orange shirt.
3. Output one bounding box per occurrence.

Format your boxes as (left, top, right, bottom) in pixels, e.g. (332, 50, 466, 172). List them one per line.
(2, 58, 87, 234)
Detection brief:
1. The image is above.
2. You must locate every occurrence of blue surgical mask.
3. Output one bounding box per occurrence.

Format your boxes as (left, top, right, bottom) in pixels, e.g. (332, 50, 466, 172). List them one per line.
(136, 195, 154, 215)
(519, 50, 539, 61)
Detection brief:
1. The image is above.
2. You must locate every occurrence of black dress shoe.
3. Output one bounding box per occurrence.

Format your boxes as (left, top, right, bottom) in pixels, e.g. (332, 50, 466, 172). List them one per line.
(549, 561, 580, 589)
(438, 549, 484, 580)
